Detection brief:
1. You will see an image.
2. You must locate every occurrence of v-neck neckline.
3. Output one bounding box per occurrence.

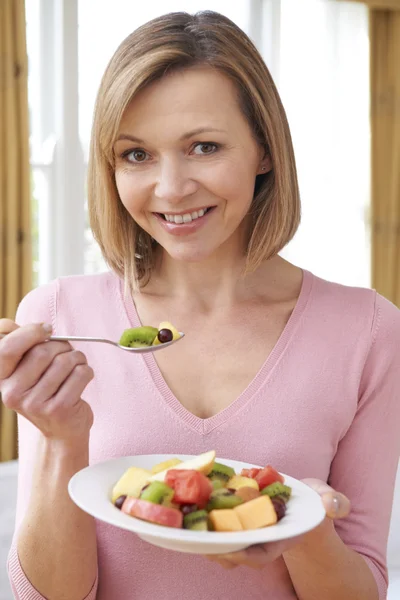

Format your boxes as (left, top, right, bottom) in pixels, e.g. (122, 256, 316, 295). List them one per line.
(119, 269, 314, 435)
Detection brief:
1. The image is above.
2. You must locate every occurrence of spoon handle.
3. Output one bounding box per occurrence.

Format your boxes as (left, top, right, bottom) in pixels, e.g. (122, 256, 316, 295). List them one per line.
(49, 336, 117, 346)
(0, 333, 117, 347)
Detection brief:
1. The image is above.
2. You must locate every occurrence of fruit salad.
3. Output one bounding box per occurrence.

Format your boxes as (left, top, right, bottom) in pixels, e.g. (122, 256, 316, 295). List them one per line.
(111, 451, 292, 532)
(119, 322, 181, 348)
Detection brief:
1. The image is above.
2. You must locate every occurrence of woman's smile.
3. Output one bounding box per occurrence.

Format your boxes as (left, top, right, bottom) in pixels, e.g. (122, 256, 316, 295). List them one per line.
(153, 206, 216, 236)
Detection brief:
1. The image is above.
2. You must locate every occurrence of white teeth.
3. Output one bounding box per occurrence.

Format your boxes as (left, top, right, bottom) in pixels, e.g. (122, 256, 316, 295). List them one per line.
(163, 208, 209, 223)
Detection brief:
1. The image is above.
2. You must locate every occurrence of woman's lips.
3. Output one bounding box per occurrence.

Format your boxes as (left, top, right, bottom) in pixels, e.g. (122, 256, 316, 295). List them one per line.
(154, 207, 216, 236)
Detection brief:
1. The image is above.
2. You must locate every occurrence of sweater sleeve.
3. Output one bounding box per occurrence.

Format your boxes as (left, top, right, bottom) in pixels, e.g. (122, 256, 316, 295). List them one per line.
(6, 281, 98, 600)
(328, 292, 400, 600)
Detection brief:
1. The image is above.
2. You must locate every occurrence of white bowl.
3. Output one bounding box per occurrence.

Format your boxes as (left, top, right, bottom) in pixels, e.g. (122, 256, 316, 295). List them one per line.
(68, 454, 326, 555)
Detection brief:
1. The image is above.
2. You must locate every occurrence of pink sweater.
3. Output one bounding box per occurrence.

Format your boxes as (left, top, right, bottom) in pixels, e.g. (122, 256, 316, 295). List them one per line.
(7, 269, 400, 600)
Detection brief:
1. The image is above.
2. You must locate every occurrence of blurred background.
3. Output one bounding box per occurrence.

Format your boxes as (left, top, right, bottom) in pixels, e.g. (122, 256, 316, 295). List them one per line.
(0, 0, 399, 598)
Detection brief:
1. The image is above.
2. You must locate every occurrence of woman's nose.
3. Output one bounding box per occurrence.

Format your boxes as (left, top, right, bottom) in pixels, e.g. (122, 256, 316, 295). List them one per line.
(154, 158, 198, 203)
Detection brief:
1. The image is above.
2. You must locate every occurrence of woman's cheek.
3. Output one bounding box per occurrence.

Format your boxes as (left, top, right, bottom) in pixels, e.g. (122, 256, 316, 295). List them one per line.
(115, 172, 143, 214)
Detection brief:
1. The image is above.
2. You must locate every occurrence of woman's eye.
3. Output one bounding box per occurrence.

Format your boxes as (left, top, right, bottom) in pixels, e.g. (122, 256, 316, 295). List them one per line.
(123, 149, 148, 163)
(192, 143, 218, 155)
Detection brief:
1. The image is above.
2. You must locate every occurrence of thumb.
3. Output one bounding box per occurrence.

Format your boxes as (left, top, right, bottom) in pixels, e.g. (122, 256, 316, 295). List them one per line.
(301, 478, 351, 520)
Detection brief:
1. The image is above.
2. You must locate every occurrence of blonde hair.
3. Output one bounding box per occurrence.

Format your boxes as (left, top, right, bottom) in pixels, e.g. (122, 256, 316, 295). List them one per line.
(88, 11, 301, 290)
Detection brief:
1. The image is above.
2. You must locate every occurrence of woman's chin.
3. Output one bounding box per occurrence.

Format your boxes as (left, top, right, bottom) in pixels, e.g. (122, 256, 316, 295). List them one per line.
(161, 245, 217, 264)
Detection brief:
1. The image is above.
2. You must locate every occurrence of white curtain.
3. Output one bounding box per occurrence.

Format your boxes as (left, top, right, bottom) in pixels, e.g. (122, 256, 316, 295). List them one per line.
(278, 0, 370, 287)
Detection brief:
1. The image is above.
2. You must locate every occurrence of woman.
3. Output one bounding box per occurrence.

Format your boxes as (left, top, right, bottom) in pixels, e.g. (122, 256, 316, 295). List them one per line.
(2, 11, 399, 600)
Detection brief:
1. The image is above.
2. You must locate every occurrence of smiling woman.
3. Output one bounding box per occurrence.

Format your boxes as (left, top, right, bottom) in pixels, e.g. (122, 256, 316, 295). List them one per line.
(88, 12, 300, 288)
(3, 8, 400, 600)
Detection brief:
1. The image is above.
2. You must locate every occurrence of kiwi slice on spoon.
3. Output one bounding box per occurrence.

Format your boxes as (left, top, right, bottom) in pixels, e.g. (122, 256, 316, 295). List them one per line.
(119, 326, 158, 348)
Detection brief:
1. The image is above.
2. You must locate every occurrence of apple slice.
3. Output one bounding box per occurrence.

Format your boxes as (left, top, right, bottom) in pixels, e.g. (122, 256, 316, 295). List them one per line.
(121, 497, 183, 528)
(149, 450, 216, 482)
(150, 457, 182, 475)
(111, 467, 151, 503)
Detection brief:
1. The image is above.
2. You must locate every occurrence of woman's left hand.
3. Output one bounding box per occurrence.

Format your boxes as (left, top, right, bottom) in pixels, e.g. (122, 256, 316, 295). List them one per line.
(206, 478, 351, 570)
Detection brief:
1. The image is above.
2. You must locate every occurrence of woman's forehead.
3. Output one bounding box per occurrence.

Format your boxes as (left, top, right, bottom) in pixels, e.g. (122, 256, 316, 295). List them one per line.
(118, 68, 245, 136)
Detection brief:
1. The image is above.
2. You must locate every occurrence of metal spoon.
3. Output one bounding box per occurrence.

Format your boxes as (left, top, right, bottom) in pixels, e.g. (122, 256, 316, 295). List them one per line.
(0, 332, 184, 353)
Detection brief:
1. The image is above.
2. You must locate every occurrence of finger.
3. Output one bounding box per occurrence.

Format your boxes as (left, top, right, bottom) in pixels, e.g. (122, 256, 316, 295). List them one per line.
(0, 323, 53, 379)
(209, 548, 266, 570)
(302, 478, 351, 520)
(31, 365, 94, 433)
(301, 478, 335, 495)
(0, 319, 19, 335)
(321, 491, 351, 519)
(21, 351, 89, 408)
(49, 363, 94, 410)
(4, 340, 73, 397)
(206, 557, 238, 569)
(1, 341, 74, 410)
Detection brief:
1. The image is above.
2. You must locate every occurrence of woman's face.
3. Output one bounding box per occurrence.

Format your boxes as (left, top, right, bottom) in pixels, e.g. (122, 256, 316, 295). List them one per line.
(114, 67, 270, 263)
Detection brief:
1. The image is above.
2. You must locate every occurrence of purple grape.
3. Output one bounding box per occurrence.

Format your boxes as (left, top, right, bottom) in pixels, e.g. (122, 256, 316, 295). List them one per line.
(114, 495, 127, 510)
(158, 329, 173, 343)
(180, 504, 198, 516)
(272, 497, 286, 521)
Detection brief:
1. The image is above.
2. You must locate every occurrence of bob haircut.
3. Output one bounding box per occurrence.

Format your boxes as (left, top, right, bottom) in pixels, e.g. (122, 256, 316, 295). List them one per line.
(88, 11, 301, 291)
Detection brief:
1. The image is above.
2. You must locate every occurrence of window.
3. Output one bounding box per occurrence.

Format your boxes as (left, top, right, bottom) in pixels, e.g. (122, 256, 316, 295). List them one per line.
(25, 0, 370, 288)
(279, 0, 370, 287)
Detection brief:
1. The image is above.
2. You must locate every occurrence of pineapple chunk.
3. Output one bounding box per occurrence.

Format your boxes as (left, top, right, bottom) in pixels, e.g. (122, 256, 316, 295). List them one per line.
(111, 467, 151, 503)
(209, 509, 243, 532)
(150, 458, 183, 475)
(227, 475, 259, 491)
(234, 495, 277, 530)
(152, 321, 181, 345)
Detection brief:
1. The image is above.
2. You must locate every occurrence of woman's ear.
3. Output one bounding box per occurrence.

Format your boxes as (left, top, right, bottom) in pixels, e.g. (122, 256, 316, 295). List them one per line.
(257, 155, 272, 175)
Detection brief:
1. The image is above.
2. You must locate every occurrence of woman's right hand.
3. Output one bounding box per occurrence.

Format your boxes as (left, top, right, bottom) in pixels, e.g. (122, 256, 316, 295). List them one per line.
(0, 319, 94, 443)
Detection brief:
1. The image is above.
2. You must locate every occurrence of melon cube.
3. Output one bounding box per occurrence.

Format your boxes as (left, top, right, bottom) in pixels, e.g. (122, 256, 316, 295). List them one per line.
(209, 509, 244, 532)
(234, 495, 277, 530)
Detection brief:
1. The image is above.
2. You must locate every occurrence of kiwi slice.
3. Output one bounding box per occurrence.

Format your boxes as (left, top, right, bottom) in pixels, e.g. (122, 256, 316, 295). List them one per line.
(207, 462, 235, 484)
(183, 510, 209, 531)
(206, 488, 243, 511)
(140, 481, 174, 505)
(119, 326, 158, 348)
(261, 482, 292, 502)
(211, 479, 225, 491)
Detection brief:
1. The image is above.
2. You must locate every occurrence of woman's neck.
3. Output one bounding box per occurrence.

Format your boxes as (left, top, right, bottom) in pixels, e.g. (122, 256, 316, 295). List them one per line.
(143, 248, 285, 313)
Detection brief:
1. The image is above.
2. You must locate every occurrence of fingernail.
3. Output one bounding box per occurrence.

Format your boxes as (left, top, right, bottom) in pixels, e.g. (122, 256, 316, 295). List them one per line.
(42, 323, 52, 335)
(326, 494, 340, 516)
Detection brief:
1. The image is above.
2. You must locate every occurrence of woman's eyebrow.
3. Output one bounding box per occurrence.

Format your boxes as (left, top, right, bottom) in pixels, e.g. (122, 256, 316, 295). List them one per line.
(115, 127, 226, 145)
(179, 127, 226, 140)
(115, 134, 145, 144)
